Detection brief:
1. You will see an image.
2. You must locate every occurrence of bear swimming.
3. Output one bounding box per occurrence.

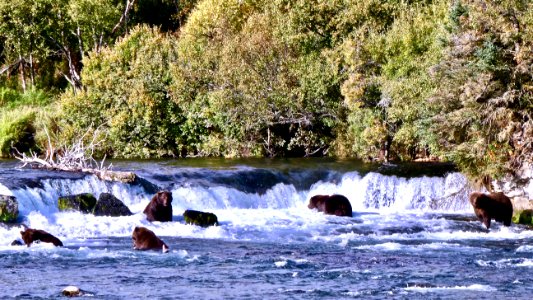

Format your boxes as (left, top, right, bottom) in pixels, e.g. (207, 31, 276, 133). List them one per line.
(143, 191, 173, 222)
(132, 226, 169, 253)
(20, 228, 63, 247)
(308, 194, 353, 217)
(469, 192, 513, 229)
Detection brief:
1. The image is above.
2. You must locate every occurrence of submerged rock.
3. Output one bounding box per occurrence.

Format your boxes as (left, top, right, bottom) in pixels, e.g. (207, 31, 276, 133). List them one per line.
(93, 170, 137, 183)
(183, 209, 219, 227)
(0, 195, 18, 222)
(58, 193, 97, 213)
(11, 239, 24, 246)
(512, 209, 533, 226)
(92, 193, 132, 217)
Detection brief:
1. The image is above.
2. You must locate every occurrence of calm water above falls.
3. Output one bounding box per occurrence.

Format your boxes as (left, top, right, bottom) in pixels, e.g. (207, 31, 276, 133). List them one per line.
(0, 159, 531, 299)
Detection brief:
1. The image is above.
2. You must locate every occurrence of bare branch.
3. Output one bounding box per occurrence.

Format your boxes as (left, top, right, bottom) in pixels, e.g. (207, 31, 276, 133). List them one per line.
(112, 0, 136, 34)
(14, 125, 111, 173)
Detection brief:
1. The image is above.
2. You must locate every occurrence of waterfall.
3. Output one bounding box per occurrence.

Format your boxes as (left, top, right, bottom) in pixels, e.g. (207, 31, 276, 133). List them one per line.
(1, 167, 472, 219)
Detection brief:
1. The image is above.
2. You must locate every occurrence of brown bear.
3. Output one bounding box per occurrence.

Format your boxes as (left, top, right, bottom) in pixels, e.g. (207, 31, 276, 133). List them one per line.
(308, 194, 353, 217)
(20, 228, 63, 247)
(143, 191, 173, 222)
(132, 226, 169, 253)
(469, 192, 513, 229)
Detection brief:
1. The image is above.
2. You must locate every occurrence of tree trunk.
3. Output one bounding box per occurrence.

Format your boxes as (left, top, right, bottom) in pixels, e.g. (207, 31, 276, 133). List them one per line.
(112, 0, 136, 35)
(29, 53, 35, 87)
(65, 49, 83, 93)
(19, 55, 26, 92)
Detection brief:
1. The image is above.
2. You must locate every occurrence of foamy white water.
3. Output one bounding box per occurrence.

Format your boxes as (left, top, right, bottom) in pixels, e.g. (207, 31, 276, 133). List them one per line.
(0, 160, 531, 299)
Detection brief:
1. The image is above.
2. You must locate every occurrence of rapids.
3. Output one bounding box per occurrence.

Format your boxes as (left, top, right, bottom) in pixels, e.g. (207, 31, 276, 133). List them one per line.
(0, 159, 531, 299)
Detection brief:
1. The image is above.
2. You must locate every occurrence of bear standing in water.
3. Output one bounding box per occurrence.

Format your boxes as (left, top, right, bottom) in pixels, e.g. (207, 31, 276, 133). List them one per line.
(308, 194, 353, 217)
(20, 228, 63, 247)
(132, 226, 169, 253)
(143, 191, 173, 222)
(469, 192, 513, 229)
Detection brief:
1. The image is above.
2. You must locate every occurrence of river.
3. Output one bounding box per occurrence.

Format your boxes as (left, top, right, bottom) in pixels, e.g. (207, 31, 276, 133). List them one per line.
(0, 158, 531, 299)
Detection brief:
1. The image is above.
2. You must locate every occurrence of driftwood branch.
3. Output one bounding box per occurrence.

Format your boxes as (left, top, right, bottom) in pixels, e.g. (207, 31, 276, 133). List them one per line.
(14, 126, 135, 183)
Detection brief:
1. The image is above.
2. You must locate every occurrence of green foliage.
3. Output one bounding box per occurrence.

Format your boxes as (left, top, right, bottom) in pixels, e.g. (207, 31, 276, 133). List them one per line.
(427, 0, 533, 178)
(448, 0, 467, 29)
(339, 0, 449, 161)
(67, 0, 122, 52)
(0, 87, 55, 157)
(1, 0, 531, 182)
(172, 0, 344, 157)
(0, 109, 36, 157)
(59, 25, 183, 158)
(512, 209, 533, 226)
(0, 87, 51, 109)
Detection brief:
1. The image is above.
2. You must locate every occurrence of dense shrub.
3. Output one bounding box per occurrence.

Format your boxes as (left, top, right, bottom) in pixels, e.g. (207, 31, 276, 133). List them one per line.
(0, 109, 36, 157)
(173, 0, 345, 157)
(3, 0, 530, 183)
(59, 25, 183, 158)
(427, 0, 533, 178)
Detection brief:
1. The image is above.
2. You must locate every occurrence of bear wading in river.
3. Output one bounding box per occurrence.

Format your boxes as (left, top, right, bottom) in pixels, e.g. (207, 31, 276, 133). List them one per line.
(143, 191, 173, 222)
(308, 194, 353, 217)
(469, 192, 513, 229)
(20, 228, 63, 247)
(132, 226, 169, 253)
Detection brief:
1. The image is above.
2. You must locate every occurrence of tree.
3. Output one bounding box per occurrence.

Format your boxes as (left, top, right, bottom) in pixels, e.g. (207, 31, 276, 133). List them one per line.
(172, 0, 344, 157)
(428, 0, 533, 178)
(0, 0, 128, 92)
(59, 25, 183, 158)
(0, 0, 50, 90)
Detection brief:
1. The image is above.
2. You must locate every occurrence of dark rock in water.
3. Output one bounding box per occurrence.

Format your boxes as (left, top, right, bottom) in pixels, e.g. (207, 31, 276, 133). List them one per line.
(183, 209, 219, 227)
(93, 170, 137, 183)
(132, 176, 160, 195)
(92, 193, 132, 217)
(512, 209, 533, 226)
(58, 193, 97, 214)
(377, 162, 457, 178)
(11, 239, 24, 246)
(0, 195, 18, 223)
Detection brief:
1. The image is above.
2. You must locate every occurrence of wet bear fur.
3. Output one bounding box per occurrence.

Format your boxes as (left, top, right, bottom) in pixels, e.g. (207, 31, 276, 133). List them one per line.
(469, 192, 513, 229)
(143, 191, 173, 222)
(20, 228, 63, 247)
(308, 194, 353, 217)
(132, 226, 169, 253)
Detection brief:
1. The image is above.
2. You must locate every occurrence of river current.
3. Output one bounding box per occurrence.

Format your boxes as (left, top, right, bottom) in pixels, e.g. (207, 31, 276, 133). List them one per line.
(0, 159, 531, 299)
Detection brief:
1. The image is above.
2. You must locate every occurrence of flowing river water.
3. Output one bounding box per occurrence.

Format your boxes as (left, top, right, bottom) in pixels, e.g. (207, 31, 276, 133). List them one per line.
(0, 158, 531, 299)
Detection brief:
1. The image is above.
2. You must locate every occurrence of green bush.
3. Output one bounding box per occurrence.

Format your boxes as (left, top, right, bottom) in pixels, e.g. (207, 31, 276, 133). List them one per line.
(59, 25, 184, 158)
(338, 0, 449, 161)
(0, 88, 51, 110)
(427, 0, 533, 178)
(172, 0, 344, 157)
(0, 109, 36, 157)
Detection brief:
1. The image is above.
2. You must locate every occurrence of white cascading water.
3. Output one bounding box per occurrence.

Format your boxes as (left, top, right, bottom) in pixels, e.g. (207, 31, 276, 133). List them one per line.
(5, 171, 472, 219)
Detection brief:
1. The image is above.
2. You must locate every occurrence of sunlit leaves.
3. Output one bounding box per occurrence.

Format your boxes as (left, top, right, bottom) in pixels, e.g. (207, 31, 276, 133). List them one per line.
(60, 25, 182, 158)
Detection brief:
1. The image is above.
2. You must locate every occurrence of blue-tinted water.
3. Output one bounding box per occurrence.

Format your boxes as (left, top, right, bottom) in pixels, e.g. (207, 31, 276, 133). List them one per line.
(0, 159, 531, 299)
